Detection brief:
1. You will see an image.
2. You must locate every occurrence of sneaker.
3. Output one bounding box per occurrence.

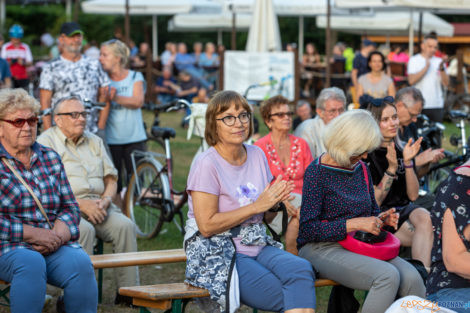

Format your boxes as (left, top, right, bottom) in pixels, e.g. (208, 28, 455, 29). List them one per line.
(56, 295, 65, 313)
(115, 293, 134, 307)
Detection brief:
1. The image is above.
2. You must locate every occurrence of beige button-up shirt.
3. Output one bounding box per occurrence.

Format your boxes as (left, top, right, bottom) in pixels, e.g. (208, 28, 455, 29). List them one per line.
(37, 126, 117, 200)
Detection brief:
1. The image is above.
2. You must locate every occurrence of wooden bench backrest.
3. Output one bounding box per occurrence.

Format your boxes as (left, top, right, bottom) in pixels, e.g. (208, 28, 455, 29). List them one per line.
(90, 249, 186, 269)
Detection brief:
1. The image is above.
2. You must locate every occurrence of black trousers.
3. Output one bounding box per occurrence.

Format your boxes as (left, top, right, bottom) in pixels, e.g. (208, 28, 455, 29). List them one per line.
(109, 141, 146, 192)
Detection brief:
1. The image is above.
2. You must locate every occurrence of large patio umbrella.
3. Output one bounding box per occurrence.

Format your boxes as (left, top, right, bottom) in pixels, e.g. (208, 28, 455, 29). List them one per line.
(316, 11, 454, 37)
(245, 0, 281, 52)
(168, 12, 252, 45)
(335, 0, 470, 55)
(81, 0, 222, 59)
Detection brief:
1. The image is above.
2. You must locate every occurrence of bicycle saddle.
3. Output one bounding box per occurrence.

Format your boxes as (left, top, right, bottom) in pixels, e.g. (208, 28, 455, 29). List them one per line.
(151, 126, 176, 139)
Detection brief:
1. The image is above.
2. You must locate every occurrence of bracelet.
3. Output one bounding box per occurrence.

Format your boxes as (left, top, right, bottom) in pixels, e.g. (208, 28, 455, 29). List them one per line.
(404, 161, 414, 169)
(385, 170, 397, 179)
(102, 196, 112, 202)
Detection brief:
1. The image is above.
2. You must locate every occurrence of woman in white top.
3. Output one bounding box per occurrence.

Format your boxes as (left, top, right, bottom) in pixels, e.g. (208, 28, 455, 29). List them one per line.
(357, 51, 396, 101)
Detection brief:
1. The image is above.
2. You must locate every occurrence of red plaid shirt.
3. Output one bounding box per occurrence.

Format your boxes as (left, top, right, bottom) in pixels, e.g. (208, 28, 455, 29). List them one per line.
(0, 142, 80, 256)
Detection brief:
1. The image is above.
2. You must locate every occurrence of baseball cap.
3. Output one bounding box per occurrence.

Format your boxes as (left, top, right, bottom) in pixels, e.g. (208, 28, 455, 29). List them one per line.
(362, 39, 376, 47)
(60, 22, 84, 36)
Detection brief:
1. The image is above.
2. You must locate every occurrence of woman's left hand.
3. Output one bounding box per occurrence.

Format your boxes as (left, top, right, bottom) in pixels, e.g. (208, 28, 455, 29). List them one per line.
(378, 208, 399, 230)
(403, 137, 423, 163)
(283, 198, 299, 218)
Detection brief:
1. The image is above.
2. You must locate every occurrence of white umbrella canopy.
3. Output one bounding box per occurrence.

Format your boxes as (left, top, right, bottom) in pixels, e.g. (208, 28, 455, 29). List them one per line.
(168, 12, 252, 31)
(335, 0, 470, 11)
(81, 0, 222, 15)
(245, 0, 281, 52)
(316, 11, 454, 37)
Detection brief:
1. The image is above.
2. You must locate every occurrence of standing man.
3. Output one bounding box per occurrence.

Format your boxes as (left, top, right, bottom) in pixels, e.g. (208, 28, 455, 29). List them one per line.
(38, 97, 139, 306)
(294, 87, 346, 159)
(0, 34, 12, 89)
(39, 22, 110, 137)
(408, 34, 449, 123)
(351, 39, 376, 103)
(1, 24, 33, 89)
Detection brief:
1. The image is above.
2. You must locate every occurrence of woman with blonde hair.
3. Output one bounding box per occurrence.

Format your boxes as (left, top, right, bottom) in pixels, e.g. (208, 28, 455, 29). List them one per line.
(298, 109, 425, 313)
(99, 39, 146, 199)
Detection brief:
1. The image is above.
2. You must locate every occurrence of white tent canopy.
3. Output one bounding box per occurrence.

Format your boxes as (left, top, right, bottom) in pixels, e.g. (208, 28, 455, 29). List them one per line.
(81, 0, 221, 15)
(316, 11, 454, 37)
(246, 0, 281, 52)
(168, 12, 252, 31)
(335, 0, 470, 11)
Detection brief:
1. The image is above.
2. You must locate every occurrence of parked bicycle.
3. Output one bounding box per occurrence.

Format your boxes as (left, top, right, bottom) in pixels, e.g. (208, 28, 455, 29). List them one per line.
(421, 109, 469, 194)
(124, 99, 205, 239)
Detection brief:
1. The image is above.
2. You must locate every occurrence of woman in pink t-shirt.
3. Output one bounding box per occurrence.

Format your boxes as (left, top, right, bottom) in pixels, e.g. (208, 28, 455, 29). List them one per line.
(255, 95, 313, 255)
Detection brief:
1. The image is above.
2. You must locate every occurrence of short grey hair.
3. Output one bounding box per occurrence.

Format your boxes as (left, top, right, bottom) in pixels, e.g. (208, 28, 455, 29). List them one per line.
(316, 87, 346, 111)
(296, 100, 310, 109)
(323, 109, 382, 167)
(396, 87, 424, 108)
(53, 96, 83, 115)
(0, 88, 40, 118)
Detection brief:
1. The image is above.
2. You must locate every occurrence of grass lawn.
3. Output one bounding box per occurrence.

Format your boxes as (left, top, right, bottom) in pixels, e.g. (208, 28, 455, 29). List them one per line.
(5, 107, 465, 313)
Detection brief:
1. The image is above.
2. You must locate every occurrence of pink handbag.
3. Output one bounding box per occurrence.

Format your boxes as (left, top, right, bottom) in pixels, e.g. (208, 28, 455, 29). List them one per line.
(338, 161, 400, 261)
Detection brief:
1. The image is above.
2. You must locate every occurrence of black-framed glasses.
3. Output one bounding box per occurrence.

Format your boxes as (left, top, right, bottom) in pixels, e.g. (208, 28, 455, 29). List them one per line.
(56, 111, 89, 119)
(269, 111, 294, 119)
(0, 117, 38, 128)
(216, 112, 251, 126)
(371, 96, 395, 107)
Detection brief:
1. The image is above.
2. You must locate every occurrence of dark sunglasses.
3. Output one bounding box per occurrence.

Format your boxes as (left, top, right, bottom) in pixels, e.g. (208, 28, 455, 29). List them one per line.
(269, 111, 294, 119)
(56, 111, 89, 119)
(0, 117, 39, 128)
(371, 96, 394, 107)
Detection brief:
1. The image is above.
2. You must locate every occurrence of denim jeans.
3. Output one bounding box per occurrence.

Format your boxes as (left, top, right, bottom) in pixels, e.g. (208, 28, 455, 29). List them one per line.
(236, 245, 316, 311)
(0, 246, 97, 313)
(428, 288, 470, 313)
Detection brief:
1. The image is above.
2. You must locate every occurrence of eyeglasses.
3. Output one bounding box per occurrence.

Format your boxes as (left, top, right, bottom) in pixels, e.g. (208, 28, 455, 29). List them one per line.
(216, 112, 251, 126)
(269, 111, 294, 119)
(0, 117, 38, 128)
(371, 96, 395, 107)
(405, 106, 420, 119)
(56, 111, 89, 119)
(324, 108, 345, 115)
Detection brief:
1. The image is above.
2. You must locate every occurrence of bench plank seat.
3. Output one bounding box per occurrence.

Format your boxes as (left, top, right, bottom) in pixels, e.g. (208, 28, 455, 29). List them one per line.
(90, 249, 186, 269)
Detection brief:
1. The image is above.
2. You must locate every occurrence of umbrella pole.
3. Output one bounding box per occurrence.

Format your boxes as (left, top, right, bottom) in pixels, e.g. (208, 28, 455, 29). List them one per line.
(299, 16, 304, 60)
(408, 9, 414, 57)
(325, 0, 331, 88)
(153, 15, 158, 61)
(125, 0, 130, 46)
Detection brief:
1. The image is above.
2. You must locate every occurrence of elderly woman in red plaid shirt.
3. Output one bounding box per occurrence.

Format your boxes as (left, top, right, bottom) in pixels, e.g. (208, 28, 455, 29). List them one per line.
(0, 88, 97, 313)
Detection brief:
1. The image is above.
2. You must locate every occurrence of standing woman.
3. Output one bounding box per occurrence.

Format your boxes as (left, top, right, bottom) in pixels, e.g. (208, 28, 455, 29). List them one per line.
(255, 95, 313, 255)
(357, 51, 396, 100)
(185, 90, 316, 313)
(99, 39, 146, 201)
(364, 96, 433, 269)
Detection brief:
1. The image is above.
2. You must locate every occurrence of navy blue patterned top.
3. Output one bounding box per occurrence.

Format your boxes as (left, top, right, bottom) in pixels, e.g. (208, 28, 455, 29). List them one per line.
(426, 171, 470, 296)
(298, 155, 381, 248)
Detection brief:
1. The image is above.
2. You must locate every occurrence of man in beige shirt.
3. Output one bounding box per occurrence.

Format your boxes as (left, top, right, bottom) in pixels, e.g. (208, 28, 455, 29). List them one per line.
(37, 96, 139, 306)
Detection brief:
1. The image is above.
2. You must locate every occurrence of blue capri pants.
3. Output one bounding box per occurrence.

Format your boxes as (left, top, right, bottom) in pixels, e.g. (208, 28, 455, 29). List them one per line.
(236, 245, 316, 311)
(0, 246, 97, 313)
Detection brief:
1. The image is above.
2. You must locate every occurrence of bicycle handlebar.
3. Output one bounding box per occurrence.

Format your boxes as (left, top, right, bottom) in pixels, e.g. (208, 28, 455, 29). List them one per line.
(82, 99, 106, 109)
(154, 99, 191, 112)
(448, 110, 469, 120)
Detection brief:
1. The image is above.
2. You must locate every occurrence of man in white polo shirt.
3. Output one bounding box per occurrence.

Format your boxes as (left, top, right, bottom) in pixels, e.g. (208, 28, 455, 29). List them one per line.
(407, 33, 449, 123)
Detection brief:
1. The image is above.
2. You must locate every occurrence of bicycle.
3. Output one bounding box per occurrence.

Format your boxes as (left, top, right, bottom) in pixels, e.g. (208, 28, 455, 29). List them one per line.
(421, 109, 469, 194)
(124, 99, 204, 239)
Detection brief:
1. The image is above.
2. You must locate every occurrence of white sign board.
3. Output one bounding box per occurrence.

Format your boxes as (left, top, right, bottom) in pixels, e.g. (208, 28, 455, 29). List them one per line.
(224, 51, 295, 101)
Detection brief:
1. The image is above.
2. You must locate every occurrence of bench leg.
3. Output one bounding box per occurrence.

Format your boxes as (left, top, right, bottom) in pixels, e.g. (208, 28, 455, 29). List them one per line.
(171, 299, 182, 313)
(93, 239, 104, 304)
(0, 285, 10, 306)
(139, 308, 151, 313)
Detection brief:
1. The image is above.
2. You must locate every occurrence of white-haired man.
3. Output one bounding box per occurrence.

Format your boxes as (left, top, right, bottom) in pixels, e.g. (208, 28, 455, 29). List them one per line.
(37, 97, 138, 306)
(294, 87, 346, 159)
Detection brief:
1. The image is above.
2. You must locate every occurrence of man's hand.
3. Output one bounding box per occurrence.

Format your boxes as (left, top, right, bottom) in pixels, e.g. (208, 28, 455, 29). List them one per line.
(97, 196, 112, 211)
(415, 148, 445, 167)
(78, 199, 107, 224)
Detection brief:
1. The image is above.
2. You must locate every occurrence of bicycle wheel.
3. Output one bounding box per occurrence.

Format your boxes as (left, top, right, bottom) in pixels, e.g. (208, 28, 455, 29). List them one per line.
(425, 166, 452, 195)
(125, 161, 171, 239)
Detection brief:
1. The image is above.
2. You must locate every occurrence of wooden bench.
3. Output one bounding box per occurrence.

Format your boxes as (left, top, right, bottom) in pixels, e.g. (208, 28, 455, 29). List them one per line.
(0, 280, 10, 306)
(89, 248, 186, 303)
(120, 279, 339, 313)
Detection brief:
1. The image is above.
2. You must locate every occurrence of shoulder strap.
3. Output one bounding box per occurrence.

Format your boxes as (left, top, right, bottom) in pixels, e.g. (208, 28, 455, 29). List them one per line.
(2, 158, 53, 228)
(359, 161, 369, 192)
